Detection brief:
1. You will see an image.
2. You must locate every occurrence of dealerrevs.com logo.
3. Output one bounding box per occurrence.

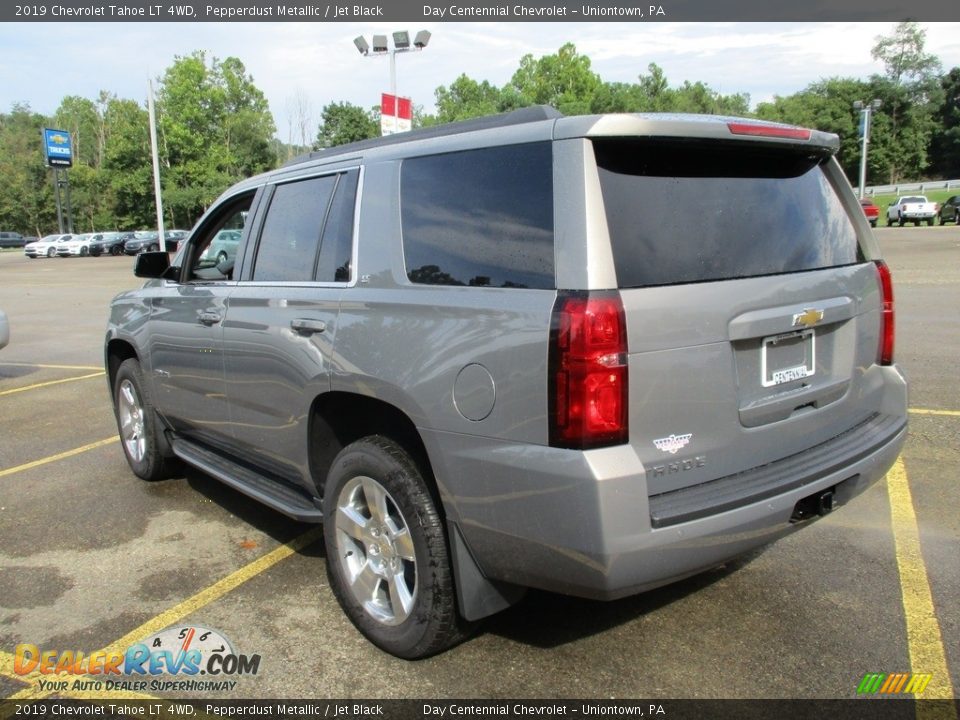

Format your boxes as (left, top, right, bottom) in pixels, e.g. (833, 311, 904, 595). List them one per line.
(14, 625, 260, 693)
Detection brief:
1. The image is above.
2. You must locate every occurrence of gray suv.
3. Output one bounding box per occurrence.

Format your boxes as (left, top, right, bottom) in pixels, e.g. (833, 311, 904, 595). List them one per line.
(105, 107, 907, 658)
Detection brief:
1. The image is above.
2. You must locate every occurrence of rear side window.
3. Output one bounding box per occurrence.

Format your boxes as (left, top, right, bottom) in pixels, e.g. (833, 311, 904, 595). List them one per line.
(593, 139, 862, 289)
(401, 142, 554, 289)
(252, 171, 357, 283)
(253, 175, 337, 282)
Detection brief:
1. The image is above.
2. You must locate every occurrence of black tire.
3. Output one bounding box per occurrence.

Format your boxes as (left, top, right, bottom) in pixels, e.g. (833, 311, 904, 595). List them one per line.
(112, 358, 174, 481)
(940, 215, 947, 226)
(217, 251, 228, 265)
(886, 216, 894, 227)
(870, 220, 877, 228)
(148, 244, 159, 252)
(927, 218, 934, 227)
(46, 247, 56, 257)
(111, 245, 123, 256)
(955, 211, 960, 225)
(80, 246, 89, 256)
(323, 435, 470, 659)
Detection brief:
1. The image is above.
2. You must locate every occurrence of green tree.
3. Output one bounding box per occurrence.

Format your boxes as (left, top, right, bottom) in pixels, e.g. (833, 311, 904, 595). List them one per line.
(871, 22, 943, 182)
(102, 98, 154, 230)
(156, 51, 276, 227)
(0, 104, 57, 235)
(314, 102, 378, 148)
(509, 42, 601, 115)
(435, 75, 504, 123)
(930, 68, 960, 178)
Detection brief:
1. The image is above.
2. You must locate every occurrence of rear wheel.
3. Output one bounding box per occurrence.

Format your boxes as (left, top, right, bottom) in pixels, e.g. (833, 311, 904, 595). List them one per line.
(111, 245, 123, 256)
(323, 436, 469, 659)
(927, 218, 934, 227)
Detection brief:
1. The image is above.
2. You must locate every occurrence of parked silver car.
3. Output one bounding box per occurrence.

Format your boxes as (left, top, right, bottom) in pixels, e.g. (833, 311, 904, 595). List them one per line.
(106, 107, 907, 659)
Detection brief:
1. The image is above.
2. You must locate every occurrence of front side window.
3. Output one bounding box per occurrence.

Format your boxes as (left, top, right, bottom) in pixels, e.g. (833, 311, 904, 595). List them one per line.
(187, 194, 254, 281)
(401, 142, 555, 289)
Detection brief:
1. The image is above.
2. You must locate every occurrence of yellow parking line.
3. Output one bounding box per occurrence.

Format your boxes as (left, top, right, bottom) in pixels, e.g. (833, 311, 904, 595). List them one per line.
(0, 437, 117, 478)
(0, 371, 105, 397)
(100, 526, 324, 657)
(0, 362, 103, 371)
(1, 527, 323, 701)
(909, 408, 960, 418)
(886, 457, 956, 703)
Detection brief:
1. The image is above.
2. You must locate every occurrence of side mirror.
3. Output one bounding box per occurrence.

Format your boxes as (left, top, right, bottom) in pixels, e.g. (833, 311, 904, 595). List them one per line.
(134, 251, 171, 279)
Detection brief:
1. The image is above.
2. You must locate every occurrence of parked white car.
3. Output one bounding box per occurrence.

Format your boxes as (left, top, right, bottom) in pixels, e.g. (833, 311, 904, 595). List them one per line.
(57, 233, 99, 257)
(0, 309, 8, 350)
(25, 234, 70, 258)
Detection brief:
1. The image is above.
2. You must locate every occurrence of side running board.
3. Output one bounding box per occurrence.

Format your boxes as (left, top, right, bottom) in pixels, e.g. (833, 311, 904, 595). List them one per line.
(170, 437, 324, 523)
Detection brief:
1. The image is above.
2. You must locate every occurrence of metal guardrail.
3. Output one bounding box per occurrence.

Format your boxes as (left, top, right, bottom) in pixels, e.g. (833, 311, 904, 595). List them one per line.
(864, 179, 960, 196)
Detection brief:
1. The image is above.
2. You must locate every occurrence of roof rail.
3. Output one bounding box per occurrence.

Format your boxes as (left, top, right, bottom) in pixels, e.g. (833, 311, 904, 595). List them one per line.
(283, 105, 563, 168)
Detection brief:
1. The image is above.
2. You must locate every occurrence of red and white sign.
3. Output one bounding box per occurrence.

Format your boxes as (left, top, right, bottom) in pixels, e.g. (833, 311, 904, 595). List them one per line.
(381, 93, 413, 135)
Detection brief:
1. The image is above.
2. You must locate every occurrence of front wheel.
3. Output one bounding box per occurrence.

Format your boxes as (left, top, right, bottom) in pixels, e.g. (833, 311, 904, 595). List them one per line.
(323, 436, 469, 659)
(112, 359, 174, 481)
(46, 247, 56, 257)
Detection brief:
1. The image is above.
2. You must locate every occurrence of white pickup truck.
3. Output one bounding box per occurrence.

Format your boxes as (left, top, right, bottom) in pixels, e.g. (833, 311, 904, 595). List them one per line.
(886, 195, 938, 226)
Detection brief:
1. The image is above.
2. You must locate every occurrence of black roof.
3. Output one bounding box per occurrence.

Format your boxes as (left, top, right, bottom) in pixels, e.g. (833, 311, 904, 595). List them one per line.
(283, 105, 563, 168)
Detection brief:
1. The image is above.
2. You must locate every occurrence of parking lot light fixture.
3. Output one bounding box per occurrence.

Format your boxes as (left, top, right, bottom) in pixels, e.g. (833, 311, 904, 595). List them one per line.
(354, 29, 431, 99)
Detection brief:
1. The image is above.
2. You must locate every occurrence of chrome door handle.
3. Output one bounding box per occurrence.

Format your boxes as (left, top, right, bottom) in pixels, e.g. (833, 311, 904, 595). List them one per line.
(198, 311, 222, 326)
(290, 318, 326, 335)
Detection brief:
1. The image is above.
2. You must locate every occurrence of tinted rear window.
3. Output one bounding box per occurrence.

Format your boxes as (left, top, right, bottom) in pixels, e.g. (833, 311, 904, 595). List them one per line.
(401, 142, 554, 289)
(593, 139, 861, 289)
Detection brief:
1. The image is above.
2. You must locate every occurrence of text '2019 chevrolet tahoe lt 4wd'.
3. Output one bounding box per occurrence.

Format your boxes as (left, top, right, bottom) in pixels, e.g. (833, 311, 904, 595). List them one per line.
(106, 107, 907, 659)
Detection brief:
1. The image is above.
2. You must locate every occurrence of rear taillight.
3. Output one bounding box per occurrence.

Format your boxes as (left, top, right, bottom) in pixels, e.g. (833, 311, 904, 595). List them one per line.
(549, 291, 628, 449)
(875, 260, 895, 366)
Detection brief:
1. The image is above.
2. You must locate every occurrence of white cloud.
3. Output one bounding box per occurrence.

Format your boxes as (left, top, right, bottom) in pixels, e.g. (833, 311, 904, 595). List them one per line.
(2, 21, 959, 130)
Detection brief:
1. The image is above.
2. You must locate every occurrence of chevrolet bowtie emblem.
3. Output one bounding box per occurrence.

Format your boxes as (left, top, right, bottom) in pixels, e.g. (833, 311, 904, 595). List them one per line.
(792, 308, 824, 328)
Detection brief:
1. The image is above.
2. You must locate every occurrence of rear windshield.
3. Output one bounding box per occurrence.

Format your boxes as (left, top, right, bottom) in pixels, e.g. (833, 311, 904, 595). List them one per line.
(593, 139, 862, 289)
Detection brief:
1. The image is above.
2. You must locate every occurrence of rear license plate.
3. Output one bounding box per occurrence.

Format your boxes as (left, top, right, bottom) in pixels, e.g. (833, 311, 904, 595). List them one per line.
(761, 329, 815, 387)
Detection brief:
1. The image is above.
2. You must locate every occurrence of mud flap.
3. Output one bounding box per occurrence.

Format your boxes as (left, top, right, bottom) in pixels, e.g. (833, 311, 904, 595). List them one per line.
(448, 521, 526, 621)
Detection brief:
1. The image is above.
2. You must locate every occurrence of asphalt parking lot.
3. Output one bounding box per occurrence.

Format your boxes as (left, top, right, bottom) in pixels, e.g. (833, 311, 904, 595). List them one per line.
(0, 227, 958, 701)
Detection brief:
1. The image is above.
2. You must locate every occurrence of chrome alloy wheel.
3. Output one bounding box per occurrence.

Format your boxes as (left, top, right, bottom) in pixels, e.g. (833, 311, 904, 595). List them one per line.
(335, 476, 417, 626)
(117, 379, 147, 463)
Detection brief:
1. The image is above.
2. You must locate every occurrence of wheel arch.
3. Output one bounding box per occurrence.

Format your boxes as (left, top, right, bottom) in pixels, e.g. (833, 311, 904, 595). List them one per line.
(105, 338, 139, 390)
(307, 390, 524, 621)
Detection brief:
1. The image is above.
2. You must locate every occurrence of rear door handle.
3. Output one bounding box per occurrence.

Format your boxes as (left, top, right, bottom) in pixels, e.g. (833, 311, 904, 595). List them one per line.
(290, 318, 327, 335)
(198, 311, 222, 326)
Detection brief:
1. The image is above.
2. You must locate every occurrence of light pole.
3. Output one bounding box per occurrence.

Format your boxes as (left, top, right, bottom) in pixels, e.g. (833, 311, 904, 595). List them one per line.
(354, 30, 431, 134)
(853, 99, 882, 199)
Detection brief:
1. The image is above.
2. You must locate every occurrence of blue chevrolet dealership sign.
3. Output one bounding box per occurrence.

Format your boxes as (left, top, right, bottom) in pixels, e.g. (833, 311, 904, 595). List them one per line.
(43, 128, 73, 167)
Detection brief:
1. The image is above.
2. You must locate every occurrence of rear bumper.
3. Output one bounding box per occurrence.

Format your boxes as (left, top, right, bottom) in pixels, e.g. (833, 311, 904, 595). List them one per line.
(427, 367, 907, 601)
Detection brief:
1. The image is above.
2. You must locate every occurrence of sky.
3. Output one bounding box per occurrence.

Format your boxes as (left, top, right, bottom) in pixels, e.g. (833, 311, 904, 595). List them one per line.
(2, 21, 959, 141)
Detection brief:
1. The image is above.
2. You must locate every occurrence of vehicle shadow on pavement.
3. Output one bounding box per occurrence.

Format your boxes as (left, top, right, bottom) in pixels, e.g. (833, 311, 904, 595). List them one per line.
(482, 551, 766, 649)
(147, 465, 326, 559)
